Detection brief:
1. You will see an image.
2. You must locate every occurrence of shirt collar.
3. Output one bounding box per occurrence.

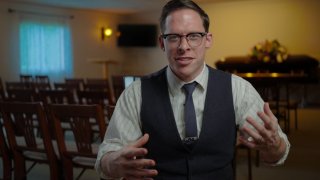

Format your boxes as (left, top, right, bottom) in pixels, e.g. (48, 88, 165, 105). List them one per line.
(166, 64, 208, 96)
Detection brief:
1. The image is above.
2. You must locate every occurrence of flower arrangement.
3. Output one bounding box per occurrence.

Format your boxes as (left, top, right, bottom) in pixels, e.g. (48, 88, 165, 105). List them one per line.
(250, 39, 288, 63)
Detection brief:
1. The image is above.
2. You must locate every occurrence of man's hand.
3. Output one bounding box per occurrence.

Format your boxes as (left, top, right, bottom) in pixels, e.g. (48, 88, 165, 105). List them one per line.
(101, 134, 158, 179)
(239, 103, 286, 163)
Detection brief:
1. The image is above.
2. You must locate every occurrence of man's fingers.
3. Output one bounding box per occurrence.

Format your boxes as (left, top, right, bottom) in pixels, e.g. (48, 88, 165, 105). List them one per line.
(258, 103, 278, 131)
(124, 168, 158, 179)
(122, 134, 150, 159)
(245, 117, 265, 136)
(264, 102, 273, 117)
(122, 158, 158, 179)
(125, 158, 156, 169)
(131, 133, 150, 148)
(240, 120, 264, 142)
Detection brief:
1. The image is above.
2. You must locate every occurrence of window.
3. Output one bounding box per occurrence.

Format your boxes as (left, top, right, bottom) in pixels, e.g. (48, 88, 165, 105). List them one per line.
(19, 15, 73, 80)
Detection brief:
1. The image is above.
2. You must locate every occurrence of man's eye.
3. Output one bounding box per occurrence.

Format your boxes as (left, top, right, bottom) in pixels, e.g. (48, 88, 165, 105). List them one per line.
(168, 35, 179, 41)
(188, 34, 200, 40)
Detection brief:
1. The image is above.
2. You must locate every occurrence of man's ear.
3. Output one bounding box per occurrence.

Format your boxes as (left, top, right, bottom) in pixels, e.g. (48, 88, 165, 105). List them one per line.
(159, 36, 165, 51)
(205, 33, 213, 48)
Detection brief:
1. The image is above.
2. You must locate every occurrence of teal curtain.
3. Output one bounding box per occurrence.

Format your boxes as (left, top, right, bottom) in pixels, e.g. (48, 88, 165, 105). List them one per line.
(19, 15, 73, 81)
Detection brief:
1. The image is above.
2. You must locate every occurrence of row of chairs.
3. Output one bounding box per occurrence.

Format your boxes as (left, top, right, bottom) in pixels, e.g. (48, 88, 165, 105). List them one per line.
(0, 101, 108, 180)
(1, 75, 134, 106)
(1, 76, 115, 111)
(1, 76, 256, 180)
(6, 76, 111, 93)
(250, 80, 299, 134)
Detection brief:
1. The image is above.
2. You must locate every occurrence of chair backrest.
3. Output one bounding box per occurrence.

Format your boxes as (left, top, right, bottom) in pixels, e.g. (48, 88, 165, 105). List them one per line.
(39, 89, 75, 105)
(6, 89, 39, 102)
(107, 104, 115, 120)
(0, 102, 60, 179)
(49, 104, 106, 179)
(84, 78, 110, 92)
(111, 75, 125, 102)
(77, 90, 111, 107)
(35, 75, 51, 90)
(20, 74, 34, 89)
(65, 78, 85, 91)
(50, 104, 106, 149)
(6, 81, 31, 90)
(20, 74, 33, 83)
(0, 119, 12, 180)
(35, 75, 50, 84)
(86, 78, 108, 84)
(35, 82, 52, 90)
(0, 78, 5, 101)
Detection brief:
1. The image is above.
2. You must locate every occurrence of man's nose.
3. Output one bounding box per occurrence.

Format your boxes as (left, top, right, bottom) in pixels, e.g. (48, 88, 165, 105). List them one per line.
(178, 36, 190, 50)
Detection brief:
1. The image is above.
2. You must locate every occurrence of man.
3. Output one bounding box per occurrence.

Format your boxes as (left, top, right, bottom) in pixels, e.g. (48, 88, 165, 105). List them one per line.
(95, 0, 290, 179)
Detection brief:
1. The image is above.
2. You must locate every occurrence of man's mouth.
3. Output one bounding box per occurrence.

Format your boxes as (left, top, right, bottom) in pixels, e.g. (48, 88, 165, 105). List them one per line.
(175, 57, 193, 64)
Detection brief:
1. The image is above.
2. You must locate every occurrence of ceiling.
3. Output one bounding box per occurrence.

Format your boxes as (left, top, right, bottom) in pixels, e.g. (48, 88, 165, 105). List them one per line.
(5, 0, 220, 14)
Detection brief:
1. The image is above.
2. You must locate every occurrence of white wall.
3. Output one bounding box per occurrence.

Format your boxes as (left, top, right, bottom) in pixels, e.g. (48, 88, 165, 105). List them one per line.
(117, 10, 166, 75)
(1, 0, 319, 82)
(203, 0, 320, 67)
(120, 0, 320, 73)
(0, 1, 124, 82)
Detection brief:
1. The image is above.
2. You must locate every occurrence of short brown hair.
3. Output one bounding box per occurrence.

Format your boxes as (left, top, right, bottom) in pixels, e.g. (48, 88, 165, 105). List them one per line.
(159, 0, 210, 33)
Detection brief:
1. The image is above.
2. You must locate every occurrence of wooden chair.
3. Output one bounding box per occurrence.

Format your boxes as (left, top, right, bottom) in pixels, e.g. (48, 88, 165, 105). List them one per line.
(6, 89, 39, 102)
(0, 120, 13, 180)
(0, 78, 5, 101)
(20, 74, 33, 83)
(233, 129, 252, 180)
(111, 75, 125, 102)
(20, 74, 34, 89)
(107, 104, 115, 120)
(279, 84, 299, 131)
(38, 89, 75, 105)
(84, 78, 110, 91)
(6, 81, 31, 90)
(77, 90, 113, 124)
(38, 89, 75, 137)
(54, 82, 81, 93)
(0, 102, 61, 180)
(35, 75, 50, 84)
(35, 75, 51, 90)
(65, 78, 85, 91)
(49, 104, 107, 180)
(77, 90, 111, 107)
(84, 78, 113, 105)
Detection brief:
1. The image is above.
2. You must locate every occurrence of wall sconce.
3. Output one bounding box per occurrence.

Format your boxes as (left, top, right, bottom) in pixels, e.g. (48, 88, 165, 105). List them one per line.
(101, 27, 112, 40)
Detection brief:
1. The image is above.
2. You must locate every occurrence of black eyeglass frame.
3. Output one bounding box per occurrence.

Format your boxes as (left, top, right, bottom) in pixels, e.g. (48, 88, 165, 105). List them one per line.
(161, 32, 207, 47)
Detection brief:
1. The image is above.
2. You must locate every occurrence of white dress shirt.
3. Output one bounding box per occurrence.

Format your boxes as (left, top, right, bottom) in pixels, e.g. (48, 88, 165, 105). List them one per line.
(95, 64, 290, 178)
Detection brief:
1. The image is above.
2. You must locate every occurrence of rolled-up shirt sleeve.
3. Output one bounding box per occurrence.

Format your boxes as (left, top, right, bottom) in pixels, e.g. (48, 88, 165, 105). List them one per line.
(232, 74, 290, 165)
(95, 80, 143, 179)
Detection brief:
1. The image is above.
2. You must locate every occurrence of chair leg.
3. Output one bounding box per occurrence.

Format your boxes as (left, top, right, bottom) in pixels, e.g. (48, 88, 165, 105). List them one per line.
(62, 158, 74, 180)
(2, 155, 12, 180)
(49, 159, 63, 180)
(286, 110, 290, 134)
(255, 150, 260, 167)
(295, 108, 298, 130)
(247, 148, 252, 180)
(233, 148, 237, 180)
(234, 146, 253, 180)
(14, 154, 27, 180)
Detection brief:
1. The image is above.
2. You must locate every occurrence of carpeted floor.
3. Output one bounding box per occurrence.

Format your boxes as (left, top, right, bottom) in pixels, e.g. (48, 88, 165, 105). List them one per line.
(236, 108, 320, 180)
(1, 108, 319, 180)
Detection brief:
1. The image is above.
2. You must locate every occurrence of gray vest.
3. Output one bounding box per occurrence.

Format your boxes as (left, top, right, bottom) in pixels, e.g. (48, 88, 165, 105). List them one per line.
(141, 66, 236, 180)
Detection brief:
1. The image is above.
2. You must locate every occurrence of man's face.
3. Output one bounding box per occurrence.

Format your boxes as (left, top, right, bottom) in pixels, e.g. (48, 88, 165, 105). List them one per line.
(159, 8, 213, 82)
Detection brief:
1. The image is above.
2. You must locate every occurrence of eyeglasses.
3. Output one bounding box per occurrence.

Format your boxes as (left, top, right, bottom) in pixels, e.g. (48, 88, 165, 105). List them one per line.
(161, 32, 207, 48)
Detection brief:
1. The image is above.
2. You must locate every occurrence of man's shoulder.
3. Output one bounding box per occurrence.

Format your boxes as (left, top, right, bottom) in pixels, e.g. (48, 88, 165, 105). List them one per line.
(141, 66, 167, 81)
(207, 65, 232, 79)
